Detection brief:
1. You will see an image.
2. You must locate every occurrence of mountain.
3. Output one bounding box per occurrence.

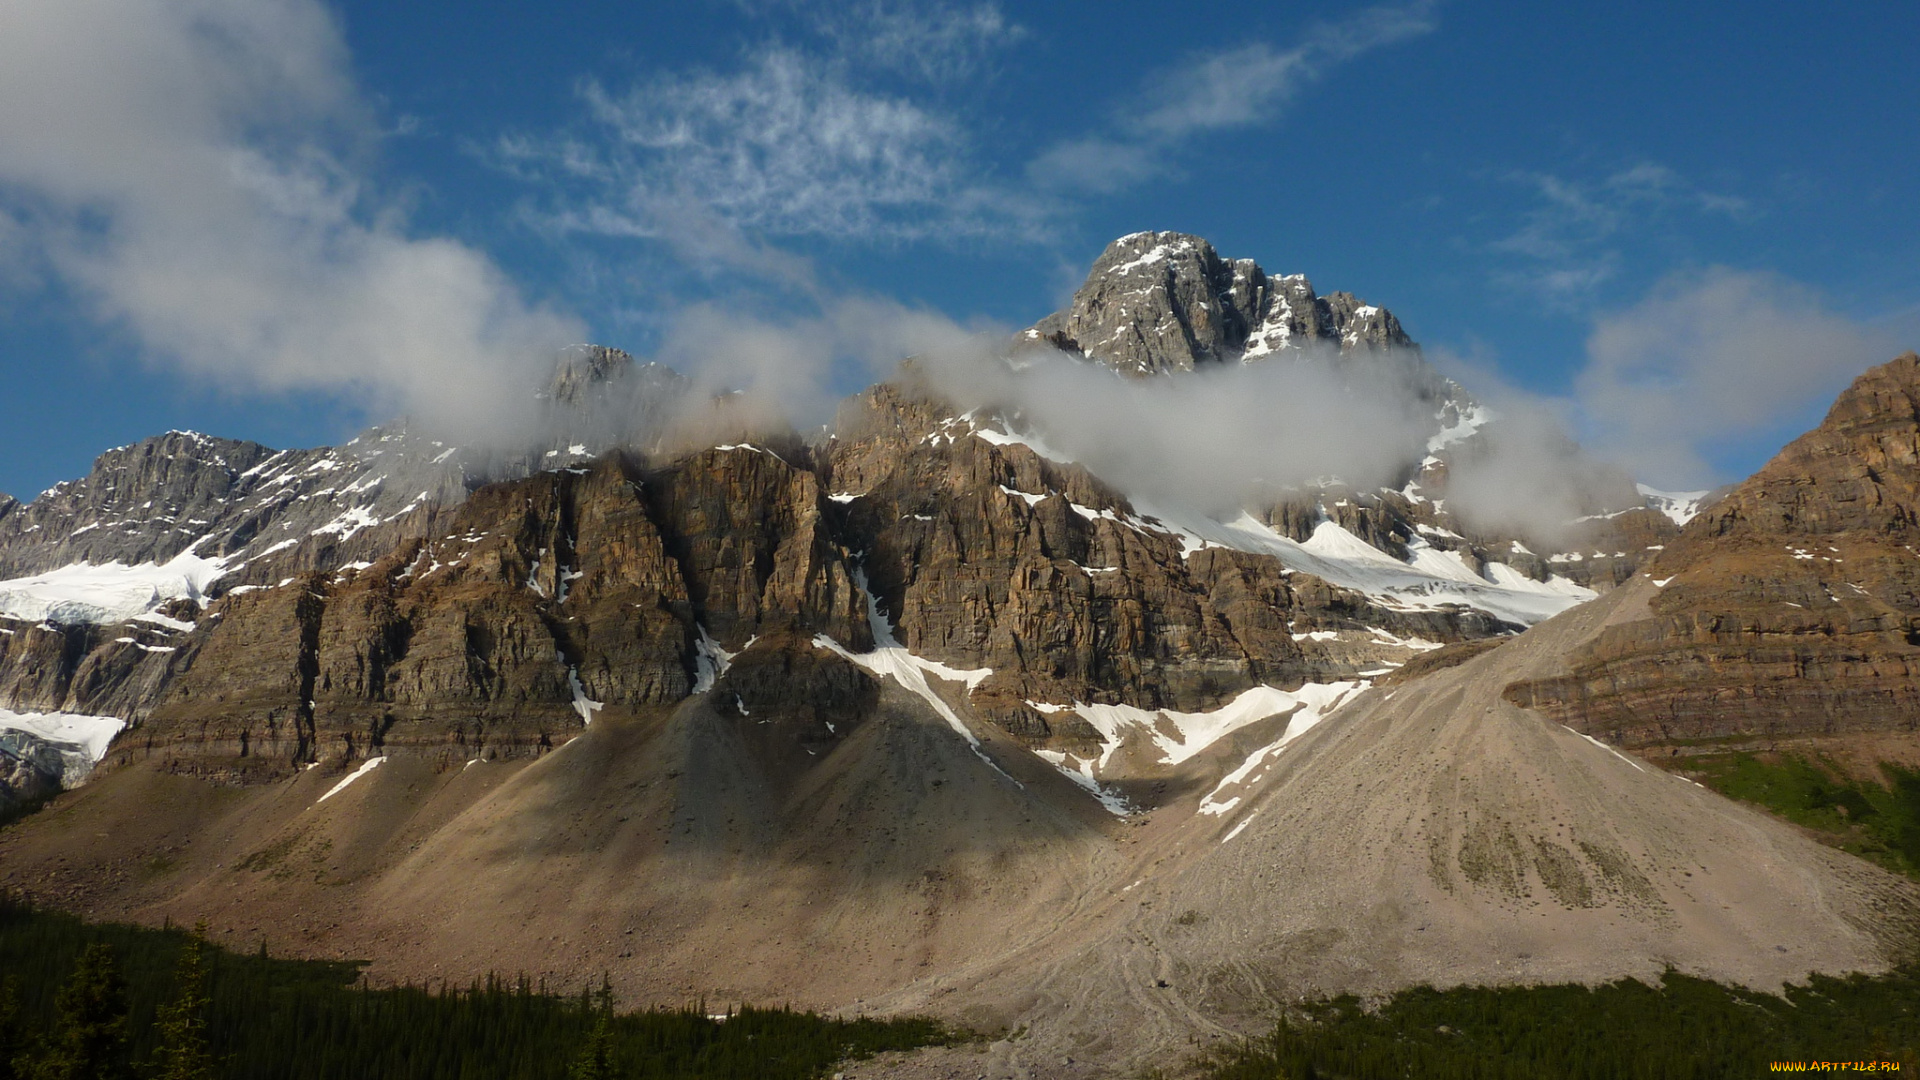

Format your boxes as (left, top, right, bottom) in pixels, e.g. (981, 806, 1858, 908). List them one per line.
(1507, 352, 1920, 761)
(1026, 231, 1416, 372)
(1, 236, 1911, 1077)
(0, 238, 1662, 805)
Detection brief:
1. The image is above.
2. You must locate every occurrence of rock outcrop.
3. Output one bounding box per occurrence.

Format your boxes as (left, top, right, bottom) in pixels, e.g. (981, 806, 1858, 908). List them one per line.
(1506, 353, 1920, 750)
(1027, 231, 1414, 375)
(111, 446, 871, 780)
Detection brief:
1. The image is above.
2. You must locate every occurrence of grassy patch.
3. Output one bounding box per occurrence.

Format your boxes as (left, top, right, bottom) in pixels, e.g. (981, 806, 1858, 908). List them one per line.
(0, 894, 954, 1079)
(1684, 752, 1920, 878)
(1201, 969, 1920, 1078)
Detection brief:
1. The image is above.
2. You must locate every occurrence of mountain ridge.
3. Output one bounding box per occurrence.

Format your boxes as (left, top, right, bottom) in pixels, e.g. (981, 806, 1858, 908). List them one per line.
(8, 234, 1915, 1078)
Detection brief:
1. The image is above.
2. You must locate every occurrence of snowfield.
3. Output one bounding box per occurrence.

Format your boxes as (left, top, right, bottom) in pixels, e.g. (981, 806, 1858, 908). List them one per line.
(1136, 506, 1595, 627)
(0, 547, 230, 626)
(0, 707, 127, 785)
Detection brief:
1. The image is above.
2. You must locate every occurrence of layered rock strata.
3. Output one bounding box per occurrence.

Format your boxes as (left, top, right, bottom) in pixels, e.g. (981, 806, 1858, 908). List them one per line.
(1506, 353, 1920, 749)
(112, 448, 869, 780)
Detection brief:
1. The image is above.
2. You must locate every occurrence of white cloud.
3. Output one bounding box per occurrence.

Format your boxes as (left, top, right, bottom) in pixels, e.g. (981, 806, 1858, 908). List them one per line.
(809, 0, 1023, 86)
(1029, 1, 1438, 194)
(1573, 268, 1898, 487)
(0, 0, 579, 440)
(1492, 163, 1750, 302)
(504, 46, 1032, 255)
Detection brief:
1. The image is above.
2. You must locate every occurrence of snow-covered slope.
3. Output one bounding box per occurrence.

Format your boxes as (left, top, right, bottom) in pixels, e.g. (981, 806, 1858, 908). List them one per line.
(1140, 507, 1596, 627)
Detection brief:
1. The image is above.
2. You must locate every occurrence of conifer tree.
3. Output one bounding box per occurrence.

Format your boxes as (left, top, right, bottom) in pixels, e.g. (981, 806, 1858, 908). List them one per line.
(150, 927, 216, 1080)
(567, 1016, 615, 1080)
(0, 976, 24, 1080)
(21, 942, 131, 1080)
(567, 977, 617, 1080)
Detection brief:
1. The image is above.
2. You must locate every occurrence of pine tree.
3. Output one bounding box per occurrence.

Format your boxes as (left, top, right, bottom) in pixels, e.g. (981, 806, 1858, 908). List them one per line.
(567, 977, 617, 1080)
(150, 928, 216, 1080)
(567, 1016, 615, 1080)
(0, 977, 24, 1080)
(21, 942, 131, 1080)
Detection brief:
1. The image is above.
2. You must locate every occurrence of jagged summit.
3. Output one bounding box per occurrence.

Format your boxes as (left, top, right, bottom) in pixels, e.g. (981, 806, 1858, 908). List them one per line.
(1027, 230, 1415, 376)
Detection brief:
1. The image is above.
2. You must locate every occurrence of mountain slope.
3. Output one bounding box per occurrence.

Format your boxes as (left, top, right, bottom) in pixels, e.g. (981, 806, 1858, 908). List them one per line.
(1507, 353, 1920, 755)
(2, 240, 1916, 1077)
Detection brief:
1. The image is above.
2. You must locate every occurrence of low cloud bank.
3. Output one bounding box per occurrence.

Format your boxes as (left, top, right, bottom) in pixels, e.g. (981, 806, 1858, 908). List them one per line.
(1575, 268, 1901, 489)
(0, 0, 581, 443)
(635, 268, 1910, 543)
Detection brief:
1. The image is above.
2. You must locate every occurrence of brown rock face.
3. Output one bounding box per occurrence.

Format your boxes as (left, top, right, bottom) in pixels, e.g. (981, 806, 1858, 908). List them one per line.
(825, 383, 1510, 746)
(1506, 353, 1920, 748)
(75, 376, 1535, 782)
(110, 446, 872, 781)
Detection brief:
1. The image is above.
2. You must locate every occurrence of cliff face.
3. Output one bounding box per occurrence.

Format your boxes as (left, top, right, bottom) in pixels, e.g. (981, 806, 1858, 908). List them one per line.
(1505, 353, 1920, 749)
(825, 383, 1511, 749)
(101, 384, 1527, 783)
(0, 235, 1709, 795)
(112, 447, 870, 780)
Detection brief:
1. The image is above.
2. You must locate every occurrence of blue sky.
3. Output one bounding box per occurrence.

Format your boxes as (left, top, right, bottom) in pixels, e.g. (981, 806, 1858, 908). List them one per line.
(0, 0, 1915, 501)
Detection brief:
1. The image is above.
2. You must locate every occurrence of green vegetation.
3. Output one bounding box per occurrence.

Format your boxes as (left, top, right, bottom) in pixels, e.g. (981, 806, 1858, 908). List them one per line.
(1201, 968, 1920, 1079)
(0, 894, 951, 1079)
(1686, 752, 1920, 877)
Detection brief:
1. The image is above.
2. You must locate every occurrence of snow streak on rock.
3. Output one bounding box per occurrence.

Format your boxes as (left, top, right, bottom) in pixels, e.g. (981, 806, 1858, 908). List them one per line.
(1198, 681, 1370, 816)
(813, 569, 1013, 785)
(317, 756, 387, 803)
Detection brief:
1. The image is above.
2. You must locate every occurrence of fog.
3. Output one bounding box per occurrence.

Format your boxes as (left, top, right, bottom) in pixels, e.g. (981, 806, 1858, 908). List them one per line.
(1575, 268, 1901, 490)
(632, 271, 1907, 544)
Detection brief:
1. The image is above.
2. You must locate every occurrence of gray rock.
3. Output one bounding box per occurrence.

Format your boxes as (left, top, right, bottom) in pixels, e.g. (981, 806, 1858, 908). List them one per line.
(1026, 231, 1417, 376)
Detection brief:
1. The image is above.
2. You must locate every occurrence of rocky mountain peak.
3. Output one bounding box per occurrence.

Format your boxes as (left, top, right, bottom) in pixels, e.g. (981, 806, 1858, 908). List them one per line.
(1027, 230, 1415, 376)
(1685, 351, 1920, 541)
(543, 344, 636, 405)
(0, 431, 281, 576)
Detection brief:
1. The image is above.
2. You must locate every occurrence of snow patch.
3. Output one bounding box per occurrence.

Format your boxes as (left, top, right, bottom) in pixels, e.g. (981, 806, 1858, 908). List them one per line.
(1135, 506, 1593, 626)
(1221, 810, 1259, 844)
(1638, 484, 1713, 527)
(317, 756, 386, 803)
(0, 708, 125, 781)
(972, 423, 1074, 464)
(812, 569, 1009, 784)
(1564, 726, 1646, 772)
(692, 626, 736, 694)
(1427, 403, 1492, 454)
(1198, 682, 1370, 814)
(312, 505, 380, 541)
(0, 548, 232, 626)
(1035, 749, 1131, 816)
(568, 667, 604, 724)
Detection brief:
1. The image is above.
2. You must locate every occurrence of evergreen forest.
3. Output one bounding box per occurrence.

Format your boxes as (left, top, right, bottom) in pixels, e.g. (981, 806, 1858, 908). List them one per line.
(1199, 968, 1920, 1078)
(0, 895, 951, 1079)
